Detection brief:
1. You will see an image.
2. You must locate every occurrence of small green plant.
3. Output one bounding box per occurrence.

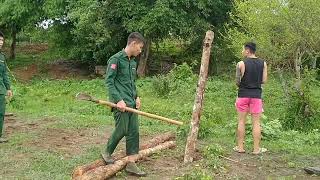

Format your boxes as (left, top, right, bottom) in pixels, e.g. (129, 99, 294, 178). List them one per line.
(262, 118, 283, 140)
(198, 116, 216, 139)
(152, 74, 170, 97)
(175, 168, 212, 180)
(203, 144, 224, 170)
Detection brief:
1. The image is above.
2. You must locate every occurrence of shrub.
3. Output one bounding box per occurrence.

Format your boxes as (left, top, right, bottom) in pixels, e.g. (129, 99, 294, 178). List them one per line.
(282, 69, 320, 132)
(152, 63, 197, 97)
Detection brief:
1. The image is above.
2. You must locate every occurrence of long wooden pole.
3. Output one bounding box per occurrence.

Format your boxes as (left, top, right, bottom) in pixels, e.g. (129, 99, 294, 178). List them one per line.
(96, 100, 183, 126)
(184, 30, 214, 163)
(76, 93, 183, 126)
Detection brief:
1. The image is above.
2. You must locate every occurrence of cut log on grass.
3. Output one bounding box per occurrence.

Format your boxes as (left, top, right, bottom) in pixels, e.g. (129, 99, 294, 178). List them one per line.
(76, 141, 176, 180)
(72, 132, 175, 178)
(184, 30, 214, 163)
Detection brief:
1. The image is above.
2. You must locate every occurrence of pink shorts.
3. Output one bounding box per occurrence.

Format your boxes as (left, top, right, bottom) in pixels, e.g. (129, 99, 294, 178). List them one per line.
(235, 98, 263, 114)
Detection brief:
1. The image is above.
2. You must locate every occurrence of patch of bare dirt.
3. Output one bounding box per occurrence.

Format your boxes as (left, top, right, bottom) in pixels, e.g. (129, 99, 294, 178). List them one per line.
(4, 115, 52, 135)
(46, 60, 92, 80)
(9, 43, 94, 81)
(12, 64, 39, 81)
(12, 60, 93, 81)
(110, 145, 320, 179)
(215, 151, 320, 179)
(29, 127, 110, 156)
(5, 116, 112, 156)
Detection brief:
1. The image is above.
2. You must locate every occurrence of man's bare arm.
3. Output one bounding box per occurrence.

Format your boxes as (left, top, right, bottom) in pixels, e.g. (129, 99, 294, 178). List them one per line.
(262, 61, 267, 84)
(236, 62, 241, 86)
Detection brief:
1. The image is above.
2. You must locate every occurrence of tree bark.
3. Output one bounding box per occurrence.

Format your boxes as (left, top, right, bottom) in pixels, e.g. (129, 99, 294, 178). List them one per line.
(184, 31, 214, 163)
(72, 132, 175, 179)
(209, 55, 218, 76)
(75, 141, 176, 180)
(317, 57, 320, 80)
(294, 47, 303, 91)
(137, 38, 151, 77)
(276, 68, 290, 103)
(10, 26, 17, 59)
(312, 56, 317, 69)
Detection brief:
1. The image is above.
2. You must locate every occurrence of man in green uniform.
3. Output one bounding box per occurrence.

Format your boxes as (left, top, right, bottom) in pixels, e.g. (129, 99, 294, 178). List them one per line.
(102, 32, 146, 176)
(0, 31, 13, 143)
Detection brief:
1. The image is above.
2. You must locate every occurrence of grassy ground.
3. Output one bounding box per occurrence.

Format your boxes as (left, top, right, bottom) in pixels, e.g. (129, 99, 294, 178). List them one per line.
(0, 44, 319, 179)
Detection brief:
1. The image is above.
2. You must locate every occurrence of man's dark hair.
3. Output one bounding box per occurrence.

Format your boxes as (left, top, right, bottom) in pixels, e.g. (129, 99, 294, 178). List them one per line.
(127, 32, 145, 45)
(0, 31, 4, 38)
(244, 42, 256, 53)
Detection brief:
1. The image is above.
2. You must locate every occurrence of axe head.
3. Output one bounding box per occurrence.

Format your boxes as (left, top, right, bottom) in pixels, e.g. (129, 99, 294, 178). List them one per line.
(76, 93, 95, 101)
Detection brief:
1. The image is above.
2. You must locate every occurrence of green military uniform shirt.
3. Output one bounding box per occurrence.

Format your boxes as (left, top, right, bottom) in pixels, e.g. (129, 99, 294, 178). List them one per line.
(105, 50, 138, 108)
(0, 52, 11, 94)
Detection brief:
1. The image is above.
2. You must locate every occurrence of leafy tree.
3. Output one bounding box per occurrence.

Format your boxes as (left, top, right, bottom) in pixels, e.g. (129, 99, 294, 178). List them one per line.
(43, 0, 233, 76)
(0, 0, 45, 59)
(225, 0, 320, 71)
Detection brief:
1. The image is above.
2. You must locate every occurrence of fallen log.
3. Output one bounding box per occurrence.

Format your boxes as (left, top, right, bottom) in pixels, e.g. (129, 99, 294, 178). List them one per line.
(76, 141, 176, 180)
(72, 132, 175, 178)
(219, 155, 257, 167)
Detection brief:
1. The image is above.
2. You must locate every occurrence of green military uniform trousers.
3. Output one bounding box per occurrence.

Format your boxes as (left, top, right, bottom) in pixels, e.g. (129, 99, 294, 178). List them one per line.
(105, 50, 139, 155)
(105, 109, 139, 155)
(0, 95, 5, 137)
(0, 52, 11, 138)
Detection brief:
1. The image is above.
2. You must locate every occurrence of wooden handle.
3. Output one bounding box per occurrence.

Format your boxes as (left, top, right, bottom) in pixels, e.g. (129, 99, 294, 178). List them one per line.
(97, 100, 183, 126)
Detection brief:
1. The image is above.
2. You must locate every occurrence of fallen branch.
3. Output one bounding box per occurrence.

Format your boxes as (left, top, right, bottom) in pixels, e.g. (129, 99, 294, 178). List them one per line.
(72, 132, 175, 178)
(76, 141, 176, 180)
(219, 155, 257, 167)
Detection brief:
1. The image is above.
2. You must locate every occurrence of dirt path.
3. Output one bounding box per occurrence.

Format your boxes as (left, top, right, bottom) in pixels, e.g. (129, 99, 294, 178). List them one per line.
(4, 115, 320, 179)
(216, 151, 320, 179)
(4, 116, 110, 154)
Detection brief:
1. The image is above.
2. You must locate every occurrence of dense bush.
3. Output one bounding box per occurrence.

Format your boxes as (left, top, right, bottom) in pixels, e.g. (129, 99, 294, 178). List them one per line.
(282, 69, 320, 131)
(152, 63, 197, 97)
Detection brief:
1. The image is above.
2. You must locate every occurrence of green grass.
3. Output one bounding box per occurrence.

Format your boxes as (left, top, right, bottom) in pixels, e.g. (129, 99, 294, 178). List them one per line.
(9, 79, 112, 127)
(2, 76, 319, 179)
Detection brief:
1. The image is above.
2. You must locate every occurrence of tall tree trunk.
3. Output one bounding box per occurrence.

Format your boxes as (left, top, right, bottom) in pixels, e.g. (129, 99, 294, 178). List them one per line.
(276, 67, 289, 103)
(137, 39, 151, 77)
(184, 31, 214, 163)
(312, 56, 317, 69)
(10, 27, 17, 59)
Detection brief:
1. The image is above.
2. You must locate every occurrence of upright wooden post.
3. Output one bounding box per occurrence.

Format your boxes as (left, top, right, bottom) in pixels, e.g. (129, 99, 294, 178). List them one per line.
(184, 30, 214, 163)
